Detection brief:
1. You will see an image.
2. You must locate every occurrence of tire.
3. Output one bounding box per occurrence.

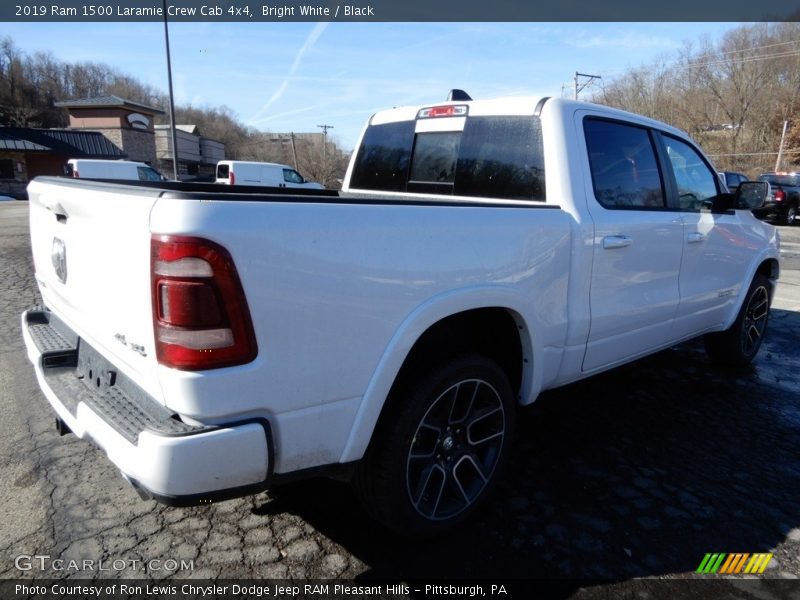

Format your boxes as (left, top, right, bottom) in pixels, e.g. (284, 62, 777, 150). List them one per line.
(704, 273, 771, 367)
(354, 355, 516, 537)
(784, 203, 797, 226)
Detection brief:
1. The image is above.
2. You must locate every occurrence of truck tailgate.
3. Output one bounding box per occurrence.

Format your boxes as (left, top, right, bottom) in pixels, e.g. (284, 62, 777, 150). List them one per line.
(27, 178, 164, 403)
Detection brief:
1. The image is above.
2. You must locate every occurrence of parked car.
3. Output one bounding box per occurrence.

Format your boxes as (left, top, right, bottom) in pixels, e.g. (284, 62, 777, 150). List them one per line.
(215, 160, 324, 189)
(718, 171, 749, 191)
(23, 94, 778, 535)
(66, 159, 166, 182)
(755, 172, 800, 225)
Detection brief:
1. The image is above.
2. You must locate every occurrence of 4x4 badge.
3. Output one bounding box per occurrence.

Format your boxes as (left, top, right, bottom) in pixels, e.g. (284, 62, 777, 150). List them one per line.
(51, 238, 67, 284)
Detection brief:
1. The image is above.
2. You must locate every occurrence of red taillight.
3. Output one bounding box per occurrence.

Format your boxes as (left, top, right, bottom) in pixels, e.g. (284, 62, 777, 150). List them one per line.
(229, 171, 235, 185)
(151, 235, 257, 370)
(775, 188, 785, 202)
(73, 170, 79, 178)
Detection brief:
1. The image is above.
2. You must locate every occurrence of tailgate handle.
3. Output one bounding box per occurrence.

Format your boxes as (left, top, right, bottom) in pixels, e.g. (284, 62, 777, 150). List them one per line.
(44, 201, 68, 223)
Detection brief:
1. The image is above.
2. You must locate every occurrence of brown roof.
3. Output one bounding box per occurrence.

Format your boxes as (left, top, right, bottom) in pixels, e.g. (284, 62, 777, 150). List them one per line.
(54, 95, 164, 115)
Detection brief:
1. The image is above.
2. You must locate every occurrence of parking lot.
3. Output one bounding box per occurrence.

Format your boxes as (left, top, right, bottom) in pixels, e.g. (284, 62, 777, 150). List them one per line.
(1, 200, 799, 596)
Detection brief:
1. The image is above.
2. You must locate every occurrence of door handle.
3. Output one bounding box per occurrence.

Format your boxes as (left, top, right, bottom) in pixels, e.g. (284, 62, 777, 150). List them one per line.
(687, 232, 707, 244)
(602, 235, 633, 249)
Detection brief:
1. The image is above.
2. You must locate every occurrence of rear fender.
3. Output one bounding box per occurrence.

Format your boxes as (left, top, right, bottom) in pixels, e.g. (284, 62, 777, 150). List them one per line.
(338, 286, 539, 463)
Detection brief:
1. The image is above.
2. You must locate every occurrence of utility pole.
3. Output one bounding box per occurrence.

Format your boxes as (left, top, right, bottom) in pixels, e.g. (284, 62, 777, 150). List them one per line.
(162, 0, 179, 181)
(574, 71, 602, 100)
(775, 120, 789, 172)
(317, 124, 333, 185)
(290, 133, 298, 170)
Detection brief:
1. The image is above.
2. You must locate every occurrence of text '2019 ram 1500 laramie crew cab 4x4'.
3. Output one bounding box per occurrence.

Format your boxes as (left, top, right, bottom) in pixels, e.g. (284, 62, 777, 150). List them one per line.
(22, 94, 779, 535)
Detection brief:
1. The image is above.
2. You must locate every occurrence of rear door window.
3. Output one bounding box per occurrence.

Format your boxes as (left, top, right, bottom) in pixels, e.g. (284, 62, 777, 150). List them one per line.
(217, 164, 230, 179)
(584, 118, 665, 209)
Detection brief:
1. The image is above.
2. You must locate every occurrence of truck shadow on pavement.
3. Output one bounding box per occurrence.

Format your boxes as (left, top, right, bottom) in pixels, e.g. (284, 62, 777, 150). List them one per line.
(254, 309, 800, 592)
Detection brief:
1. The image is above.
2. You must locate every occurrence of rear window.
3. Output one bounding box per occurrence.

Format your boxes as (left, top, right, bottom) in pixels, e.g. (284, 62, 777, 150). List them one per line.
(455, 116, 545, 201)
(409, 132, 460, 184)
(350, 115, 546, 201)
(216, 164, 230, 179)
(759, 174, 799, 187)
(350, 121, 415, 192)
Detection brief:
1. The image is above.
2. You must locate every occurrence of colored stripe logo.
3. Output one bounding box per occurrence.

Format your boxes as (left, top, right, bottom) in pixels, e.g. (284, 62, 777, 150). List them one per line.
(696, 553, 773, 574)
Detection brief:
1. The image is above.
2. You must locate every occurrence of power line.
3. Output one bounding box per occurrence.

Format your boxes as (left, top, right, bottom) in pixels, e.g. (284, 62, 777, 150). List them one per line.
(678, 49, 800, 71)
(593, 39, 800, 79)
(716, 38, 800, 57)
(706, 149, 800, 158)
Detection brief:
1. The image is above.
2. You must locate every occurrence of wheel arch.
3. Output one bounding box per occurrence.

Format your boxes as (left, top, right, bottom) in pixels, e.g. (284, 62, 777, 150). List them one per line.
(722, 254, 780, 331)
(338, 287, 539, 463)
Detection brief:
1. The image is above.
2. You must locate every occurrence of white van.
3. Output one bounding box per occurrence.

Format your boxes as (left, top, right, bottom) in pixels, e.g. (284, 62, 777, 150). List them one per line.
(66, 159, 165, 182)
(215, 161, 324, 189)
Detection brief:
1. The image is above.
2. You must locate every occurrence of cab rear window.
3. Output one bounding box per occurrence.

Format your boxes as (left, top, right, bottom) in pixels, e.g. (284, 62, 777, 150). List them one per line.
(350, 116, 546, 201)
(350, 121, 415, 192)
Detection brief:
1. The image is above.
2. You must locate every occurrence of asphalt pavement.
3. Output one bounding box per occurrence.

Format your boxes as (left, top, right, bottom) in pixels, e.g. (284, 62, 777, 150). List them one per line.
(1, 201, 799, 598)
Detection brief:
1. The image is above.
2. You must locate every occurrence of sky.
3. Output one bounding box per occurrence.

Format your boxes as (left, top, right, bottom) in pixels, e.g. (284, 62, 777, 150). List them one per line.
(0, 21, 739, 149)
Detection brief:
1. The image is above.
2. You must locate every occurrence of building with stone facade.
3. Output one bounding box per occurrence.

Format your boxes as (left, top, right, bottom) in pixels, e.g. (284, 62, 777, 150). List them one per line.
(54, 95, 165, 166)
(0, 95, 227, 195)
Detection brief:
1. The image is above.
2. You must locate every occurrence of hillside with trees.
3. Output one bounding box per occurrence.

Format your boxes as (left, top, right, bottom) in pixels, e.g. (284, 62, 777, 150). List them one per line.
(0, 36, 349, 186)
(4, 24, 798, 184)
(594, 22, 800, 176)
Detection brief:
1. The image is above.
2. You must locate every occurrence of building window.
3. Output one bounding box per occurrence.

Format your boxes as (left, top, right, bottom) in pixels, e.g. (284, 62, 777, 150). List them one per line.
(0, 159, 15, 180)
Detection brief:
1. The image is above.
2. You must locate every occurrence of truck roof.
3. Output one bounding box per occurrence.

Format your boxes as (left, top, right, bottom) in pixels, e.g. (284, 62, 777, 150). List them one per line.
(368, 95, 688, 139)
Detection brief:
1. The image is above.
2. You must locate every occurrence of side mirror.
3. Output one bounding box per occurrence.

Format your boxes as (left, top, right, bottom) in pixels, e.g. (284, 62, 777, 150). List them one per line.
(735, 181, 768, 209)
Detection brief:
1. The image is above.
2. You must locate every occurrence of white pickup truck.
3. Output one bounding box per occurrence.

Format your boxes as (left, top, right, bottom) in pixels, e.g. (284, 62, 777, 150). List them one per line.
(22, 94, 779, 536)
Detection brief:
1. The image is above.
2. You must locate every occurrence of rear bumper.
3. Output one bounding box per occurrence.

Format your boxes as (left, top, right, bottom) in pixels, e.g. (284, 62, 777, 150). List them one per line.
(21, 308, 273, 504)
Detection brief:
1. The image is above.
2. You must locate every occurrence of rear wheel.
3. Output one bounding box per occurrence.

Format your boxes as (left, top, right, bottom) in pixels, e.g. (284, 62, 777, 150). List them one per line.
(704, 273, 771, 367)
(355, 355, 515, 536)
(784, 203, 797, 226)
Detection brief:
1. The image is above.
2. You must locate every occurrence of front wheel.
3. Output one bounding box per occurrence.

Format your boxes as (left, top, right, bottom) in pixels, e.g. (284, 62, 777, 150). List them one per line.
(354, 355, 516, 536)
(704, 273, 771, 367)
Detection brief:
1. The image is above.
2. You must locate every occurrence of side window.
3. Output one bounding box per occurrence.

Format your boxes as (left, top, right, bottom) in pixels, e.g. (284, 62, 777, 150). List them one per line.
(283, 169, 304, 184)
(137, 166, 162, 181)
(662, 136, 719, 211)
(584, 118, 665, 209)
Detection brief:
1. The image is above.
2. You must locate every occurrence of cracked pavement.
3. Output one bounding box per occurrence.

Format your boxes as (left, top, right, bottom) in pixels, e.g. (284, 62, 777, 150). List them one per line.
(1, 201, 799, 595)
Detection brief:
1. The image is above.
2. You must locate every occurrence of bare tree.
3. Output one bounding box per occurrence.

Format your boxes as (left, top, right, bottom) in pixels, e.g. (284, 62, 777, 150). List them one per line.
(592, 23, 800, 176)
